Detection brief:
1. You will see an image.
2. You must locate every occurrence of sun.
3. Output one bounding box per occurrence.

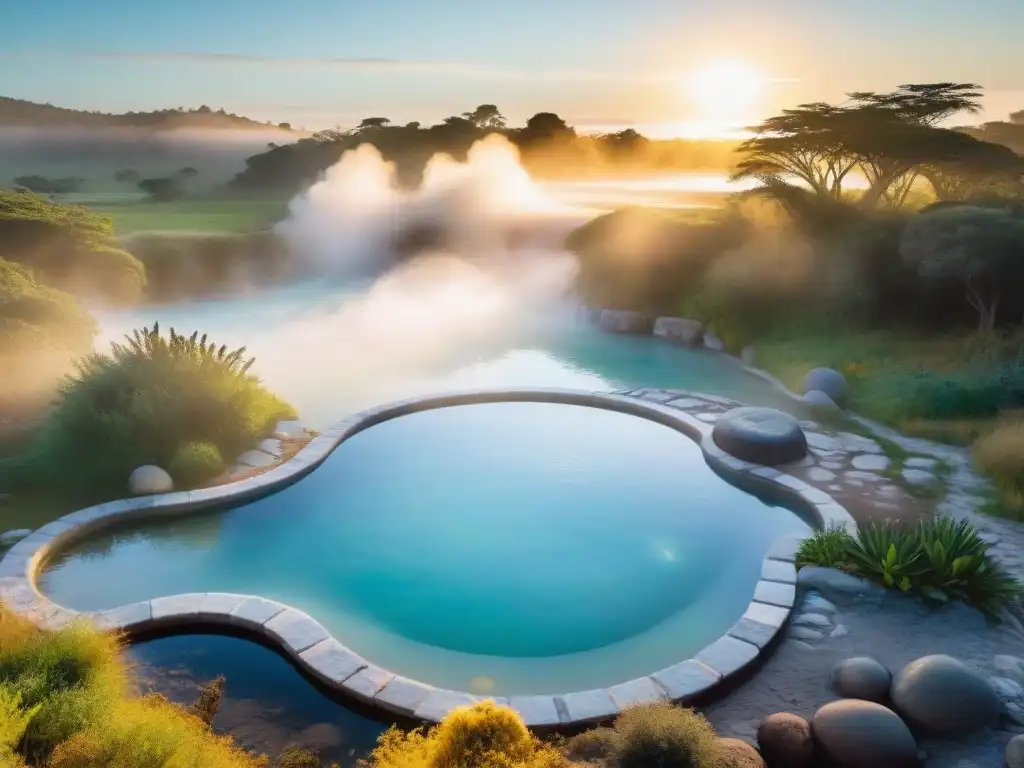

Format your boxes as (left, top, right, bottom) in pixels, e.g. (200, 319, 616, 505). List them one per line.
(688, 60, 764, 118)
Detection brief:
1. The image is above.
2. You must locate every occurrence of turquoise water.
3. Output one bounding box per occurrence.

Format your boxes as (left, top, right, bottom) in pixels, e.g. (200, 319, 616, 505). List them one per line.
(41, 402, 809, 695)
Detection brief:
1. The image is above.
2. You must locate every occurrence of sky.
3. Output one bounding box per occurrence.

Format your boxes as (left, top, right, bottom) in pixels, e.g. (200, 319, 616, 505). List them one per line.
(2, 0, 1023, 136)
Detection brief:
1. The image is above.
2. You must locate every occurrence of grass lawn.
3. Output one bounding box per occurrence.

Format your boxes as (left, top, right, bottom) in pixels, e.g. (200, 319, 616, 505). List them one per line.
(92, 196, 291, 235)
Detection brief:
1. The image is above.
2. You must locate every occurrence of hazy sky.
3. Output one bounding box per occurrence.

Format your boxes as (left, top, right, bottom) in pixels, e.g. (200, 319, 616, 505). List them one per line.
(2, 0, 1023, 133)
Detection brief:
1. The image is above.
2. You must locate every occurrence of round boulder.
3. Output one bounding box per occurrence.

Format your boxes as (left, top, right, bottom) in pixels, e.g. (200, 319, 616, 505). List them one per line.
(715, 738, 766, 768)
(128, 465, 174, 496)
(1007, 734, 1024, 768)
(831, 657, 892, 703)
(756, 712, 814, 768)
(802, 367, 848, 403)
(812, 700, 917, 768)
(891, 654, 1000, 735)
(712, 407, 808, 466)
(802, 389, 840, 412)
(596, 309, 654, 334)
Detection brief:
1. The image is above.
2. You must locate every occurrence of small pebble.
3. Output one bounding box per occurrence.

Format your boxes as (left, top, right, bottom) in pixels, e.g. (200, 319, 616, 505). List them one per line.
(830, 625, 850, 639)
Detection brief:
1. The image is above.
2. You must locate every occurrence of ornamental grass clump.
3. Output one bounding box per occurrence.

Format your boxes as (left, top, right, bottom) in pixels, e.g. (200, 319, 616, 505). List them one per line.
(796, 517, 1021, 618)
(608, 702, 718, 768)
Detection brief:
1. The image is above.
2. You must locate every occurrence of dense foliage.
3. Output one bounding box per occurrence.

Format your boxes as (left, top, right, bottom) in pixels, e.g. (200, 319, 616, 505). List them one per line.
(168, 441, 225, 487)
(796, 518, 1021, 617)
(1, 324, 294, 494)
(0, 191, 145, 304)
(0, 260, 96, 409)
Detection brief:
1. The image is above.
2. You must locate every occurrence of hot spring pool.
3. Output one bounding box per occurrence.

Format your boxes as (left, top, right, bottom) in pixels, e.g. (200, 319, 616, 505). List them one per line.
(40, 401, 810, 695)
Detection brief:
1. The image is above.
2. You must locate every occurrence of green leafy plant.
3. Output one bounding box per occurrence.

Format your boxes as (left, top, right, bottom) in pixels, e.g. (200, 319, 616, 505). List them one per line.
(796, 525, 854, 570)
(844, 522, 926, 592)
(169, 442, 226, 488)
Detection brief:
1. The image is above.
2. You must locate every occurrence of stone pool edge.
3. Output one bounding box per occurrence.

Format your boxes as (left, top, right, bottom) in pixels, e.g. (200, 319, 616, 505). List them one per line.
(0, 387, 855, 728)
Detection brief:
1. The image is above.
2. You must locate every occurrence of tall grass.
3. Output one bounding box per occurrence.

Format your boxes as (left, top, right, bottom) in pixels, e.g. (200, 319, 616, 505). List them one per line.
(974, 419, 1024, 518)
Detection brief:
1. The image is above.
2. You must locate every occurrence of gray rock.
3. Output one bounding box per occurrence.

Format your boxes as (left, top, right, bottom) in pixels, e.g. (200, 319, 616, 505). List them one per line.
(741, 346, 757, 366)
(0, 529, 32, 546)
(902, 468, 938, 487)
(597, 309, 654, 334)
(797, 567, 880, 599)
(802, 368, 848, 403)
(757, 713, 814, 768)
(852, 454, 891, 472)
(128, 465, 173, 495)
(789, 640, 816, 652)
(811, 700, 917, 768)
(792, 613, 833, 629)
(905, 457, 938, 470)
(274, 419, 305, 437)
(891, 655, 1001, 736)
(1007, 734, 1024, 768)
(803, 593, 838, 615)
(831, 657, 892, 702)
(845, 470, 881, 482)
(807, 467, 836, 483)
(994, 654, 1024, 681)
(237, 450, 277, 469)
(653, 316, 703, 346)
(830, 625, 850, 639)
(837, 433, 884, 454)
(990, 676, 1023, 702)
(802, 390, 840, 412)
(703, 328, 726, 351)
(806, 433, 844, 453)
(790, 626, 825, 642)
(712, 407, 808, 466)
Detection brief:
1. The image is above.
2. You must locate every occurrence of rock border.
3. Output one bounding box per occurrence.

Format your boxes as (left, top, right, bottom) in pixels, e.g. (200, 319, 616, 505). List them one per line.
(0, 388, 854, 727)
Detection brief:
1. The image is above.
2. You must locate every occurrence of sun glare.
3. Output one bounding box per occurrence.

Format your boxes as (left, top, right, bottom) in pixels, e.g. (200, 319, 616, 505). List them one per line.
(688, 60, 764, 118)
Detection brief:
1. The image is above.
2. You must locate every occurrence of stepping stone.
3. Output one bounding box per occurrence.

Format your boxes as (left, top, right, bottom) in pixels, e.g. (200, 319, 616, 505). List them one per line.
(806, 433, 844, 453)
(258, 438, 283, 457)
(837, 433, 884, 454)
(905, 457, 938, 470)
(274, 419, 305, 437)
(830, 625, 850, 639)
(237, 450, 277, 469)
(902, 468, 938, 487)
(792, 613, 832, 628)
(790, 626, 825, 641)
(845, 470, 881, 482)
(852, 454, 891, 472)
(803, 594, 837, 615)
(807, 468, 836, 483)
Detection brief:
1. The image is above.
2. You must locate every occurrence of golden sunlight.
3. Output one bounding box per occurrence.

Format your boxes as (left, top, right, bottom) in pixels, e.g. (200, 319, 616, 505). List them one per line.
(687, 59, 764, 118)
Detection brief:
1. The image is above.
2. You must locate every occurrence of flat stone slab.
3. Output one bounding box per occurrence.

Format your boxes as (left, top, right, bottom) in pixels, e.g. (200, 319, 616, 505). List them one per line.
(767, 535, 805, 563)
(508, 696, 561, 727)
(229, 596, 286, 626)
(651, 660, 721, 700)
(754, 580, 796, 608)
(729, 616, 783, 649)
(695, 636, 760, 676)
(199, 593, 248, 617)
(91, 601, 152, 631)
(761, 559, 797, 584)
(237, 450, 277, 468)
(837, 433, 884, 454)
(561, 689, 619, 723)
(299, 638, 367, 685)
(274, 419, 305, 437)
(712, 407, 808, 466)
(852, 454, 891, 471)
(151, 593, 206, 621)
(607, 677, 667, 708)
(263, 608, 329, 653)
(374, 676, 435, 715)
(257, 438, 283, 457)
(342, 665, 395, 703)
(415, 689, 479, 722)
(0, 529, 32, 546)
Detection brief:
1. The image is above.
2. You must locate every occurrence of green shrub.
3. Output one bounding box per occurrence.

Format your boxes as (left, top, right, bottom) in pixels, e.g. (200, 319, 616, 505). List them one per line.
(0, 685, 37, 766)
(0, 619, 126, 764)
(46, 693, 266, 768)
(3, 324, 294, 495)
(169, 442, 226, 488)
(189, 675, 225, 727)
(797, 518, 1021, 618)
(0, 191, 145, 305)
(609, 703, 718, 768)
(279, 745, 330, 768)
(365, 700, 565, 768)
(796, 526, 854, 570)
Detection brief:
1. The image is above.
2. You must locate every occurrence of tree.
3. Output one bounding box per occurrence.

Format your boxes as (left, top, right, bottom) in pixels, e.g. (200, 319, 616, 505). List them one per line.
(357, 117, 391, 130)
(138, 177, 185, 202)
(1011, 109, 1024, 126)
(848, 82, 982, 126)
(918, 137, 1024, 201)
(174, 166, 199, 181)
(900, 205, 1024, 330)
(599, 129, 649, 157)
(518, 112, 576, 147)
(278, 122, 291, 130)
(462, 104, 506, 130)
(113, 168, 140, 184)
(733, 103, 860, 200)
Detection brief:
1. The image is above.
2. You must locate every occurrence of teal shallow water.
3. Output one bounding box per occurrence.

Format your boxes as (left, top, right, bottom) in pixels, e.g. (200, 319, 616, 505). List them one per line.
(41, 402, 809, 695)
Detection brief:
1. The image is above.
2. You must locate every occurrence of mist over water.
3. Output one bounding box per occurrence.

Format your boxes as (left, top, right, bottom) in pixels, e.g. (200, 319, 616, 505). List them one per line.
(94, 136, 790, 423)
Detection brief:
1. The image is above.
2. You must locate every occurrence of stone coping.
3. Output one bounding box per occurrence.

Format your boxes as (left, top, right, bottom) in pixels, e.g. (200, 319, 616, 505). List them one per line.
(0, 388, 855, 727)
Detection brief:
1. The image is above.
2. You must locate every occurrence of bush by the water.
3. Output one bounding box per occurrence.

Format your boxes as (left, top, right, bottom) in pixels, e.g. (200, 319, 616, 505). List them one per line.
(168, 442, 226, 487)
(974, 419, 1024, 517)
(366, 700, 564, 768)
(797, 518, 1021, 617)
(607, 703, 718, 768)
(1, 324, 294, 495)
(0, 191, 145, 304)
